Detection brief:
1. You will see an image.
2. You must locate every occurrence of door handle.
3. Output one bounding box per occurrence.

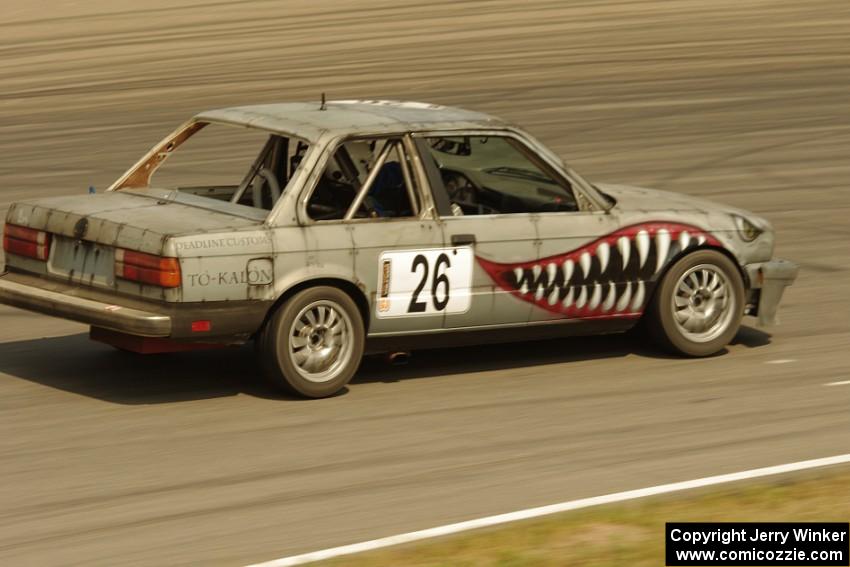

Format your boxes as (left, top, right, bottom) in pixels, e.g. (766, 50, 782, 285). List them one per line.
(451, 234, 476, 246)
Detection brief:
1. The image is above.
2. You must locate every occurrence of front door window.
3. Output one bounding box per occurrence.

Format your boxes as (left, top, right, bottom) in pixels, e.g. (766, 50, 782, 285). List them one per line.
(421, 135, 578, 216)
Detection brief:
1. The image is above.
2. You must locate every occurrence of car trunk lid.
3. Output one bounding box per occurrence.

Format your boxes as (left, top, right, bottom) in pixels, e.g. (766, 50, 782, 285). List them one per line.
(4, 189, 266, 289)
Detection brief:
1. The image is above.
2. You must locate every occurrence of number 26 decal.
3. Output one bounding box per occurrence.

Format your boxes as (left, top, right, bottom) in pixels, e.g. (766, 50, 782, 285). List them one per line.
(376, 247, 473, 318)
(408, 253, 451, 313)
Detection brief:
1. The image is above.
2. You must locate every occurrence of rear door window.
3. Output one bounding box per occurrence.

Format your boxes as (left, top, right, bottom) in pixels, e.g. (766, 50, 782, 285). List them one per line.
(307, 137, 419, 220)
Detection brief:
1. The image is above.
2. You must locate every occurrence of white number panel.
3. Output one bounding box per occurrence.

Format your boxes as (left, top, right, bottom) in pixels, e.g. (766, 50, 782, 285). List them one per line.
(375, 247, 473, 318)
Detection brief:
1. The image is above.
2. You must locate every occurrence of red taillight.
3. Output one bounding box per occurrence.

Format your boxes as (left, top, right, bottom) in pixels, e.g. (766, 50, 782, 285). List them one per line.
(115, 249, 181, 288)
(2, 224, 51, 261)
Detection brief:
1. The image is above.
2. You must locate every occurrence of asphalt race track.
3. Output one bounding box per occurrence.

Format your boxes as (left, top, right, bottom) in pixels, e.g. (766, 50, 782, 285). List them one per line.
(1, 1, 848, 565)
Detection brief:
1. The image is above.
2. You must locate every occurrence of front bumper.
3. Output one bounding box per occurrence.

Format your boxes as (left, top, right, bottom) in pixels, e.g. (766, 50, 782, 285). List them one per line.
(0, 273, 171, 336)
(744, 259, 799, 326)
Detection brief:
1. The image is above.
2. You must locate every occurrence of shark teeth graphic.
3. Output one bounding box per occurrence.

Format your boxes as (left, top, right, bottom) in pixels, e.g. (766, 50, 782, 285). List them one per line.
(618, 236, 630, 269)
(580, 251, 592, 279)
(477, 221, 721, 320)
(601, 281, 616, 312)
(655, 228, 670, 274)
(588, 282, 602, 310)
(636, 230, 650, 269)
(548, 284, 559, 305)
(616, 281, 632, 312)
(532, 265, 543, 300)
(563, 259, 574, 284)
(631, 280, 645, 312)
(562, 285, 574, 308)
(576, 285, 588, 309)
(597, 242, 610, 274)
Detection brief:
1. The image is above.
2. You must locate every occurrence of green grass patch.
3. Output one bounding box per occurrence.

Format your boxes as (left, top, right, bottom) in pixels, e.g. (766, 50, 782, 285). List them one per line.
(320, 467, 850, 567)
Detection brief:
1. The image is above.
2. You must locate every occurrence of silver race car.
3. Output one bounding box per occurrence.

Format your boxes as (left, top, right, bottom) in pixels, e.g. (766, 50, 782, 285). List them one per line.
(0, 100, 798, 397)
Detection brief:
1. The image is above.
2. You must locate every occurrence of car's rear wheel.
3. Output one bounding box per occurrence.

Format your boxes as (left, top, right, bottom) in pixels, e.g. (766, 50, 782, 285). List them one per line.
(645, 250, 744, 356)
(257, 286, 364, 398)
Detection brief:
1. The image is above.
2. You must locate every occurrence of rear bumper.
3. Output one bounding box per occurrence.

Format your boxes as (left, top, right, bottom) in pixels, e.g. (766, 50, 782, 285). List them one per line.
(0, 271, 271, 340)
(0, 274, 171, 336)
(744, 259, 799, 326)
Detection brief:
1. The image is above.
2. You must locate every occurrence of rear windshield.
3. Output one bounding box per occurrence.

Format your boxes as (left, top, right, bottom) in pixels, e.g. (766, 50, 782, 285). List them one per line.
(130, 122, 311, 213)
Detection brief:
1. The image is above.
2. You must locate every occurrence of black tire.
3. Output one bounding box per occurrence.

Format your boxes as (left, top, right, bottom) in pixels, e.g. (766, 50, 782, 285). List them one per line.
(644, 249, 744, 357)
(257, 286, 364, 398)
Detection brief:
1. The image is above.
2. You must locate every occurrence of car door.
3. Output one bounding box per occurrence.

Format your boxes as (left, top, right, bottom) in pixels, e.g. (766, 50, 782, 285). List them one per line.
(415, 131, 626, 329)
(412, 132, 548, 329)
(292, 134, 470, 336)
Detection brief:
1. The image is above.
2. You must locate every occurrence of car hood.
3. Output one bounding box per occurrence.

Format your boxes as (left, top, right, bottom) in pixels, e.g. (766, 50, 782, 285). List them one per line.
(594, 182, 755, 218)
(6, 189, 265, 256)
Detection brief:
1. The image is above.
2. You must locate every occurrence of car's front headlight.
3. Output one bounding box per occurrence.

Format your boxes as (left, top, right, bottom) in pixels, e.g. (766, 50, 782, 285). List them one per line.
(733, 214, 764, 242)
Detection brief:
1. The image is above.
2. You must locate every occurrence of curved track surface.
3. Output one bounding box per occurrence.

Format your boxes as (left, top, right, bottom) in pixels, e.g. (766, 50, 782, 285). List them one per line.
(0, 1, 848, 564)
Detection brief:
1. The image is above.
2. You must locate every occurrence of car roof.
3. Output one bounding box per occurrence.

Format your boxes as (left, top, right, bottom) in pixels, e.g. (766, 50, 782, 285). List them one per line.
(194, 100, 507, 142)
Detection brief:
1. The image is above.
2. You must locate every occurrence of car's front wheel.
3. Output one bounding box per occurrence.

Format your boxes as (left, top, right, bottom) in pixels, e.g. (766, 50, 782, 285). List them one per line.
(257, 286, 364, 398)
(645, 250, 744, 356)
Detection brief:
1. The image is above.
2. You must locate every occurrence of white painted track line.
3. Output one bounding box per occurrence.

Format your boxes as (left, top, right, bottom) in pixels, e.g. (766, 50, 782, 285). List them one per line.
(825, 380, 850, 387)
(245, 454, 850, 567)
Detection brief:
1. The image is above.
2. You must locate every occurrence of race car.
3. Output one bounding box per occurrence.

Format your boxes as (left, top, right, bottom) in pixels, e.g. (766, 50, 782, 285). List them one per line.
(0, 100, 798, 398)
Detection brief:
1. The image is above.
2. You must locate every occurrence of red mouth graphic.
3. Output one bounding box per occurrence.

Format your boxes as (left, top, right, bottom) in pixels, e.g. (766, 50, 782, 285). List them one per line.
(476, 222, 721, 319)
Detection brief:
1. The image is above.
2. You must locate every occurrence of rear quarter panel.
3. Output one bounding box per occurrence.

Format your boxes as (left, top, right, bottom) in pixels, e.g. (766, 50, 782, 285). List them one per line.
(167, 230, 275, 302)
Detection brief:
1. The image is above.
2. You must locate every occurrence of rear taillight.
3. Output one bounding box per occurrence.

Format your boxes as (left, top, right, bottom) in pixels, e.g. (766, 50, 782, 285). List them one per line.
(114, 249, 181, 288)
(3, 224, 51, 261)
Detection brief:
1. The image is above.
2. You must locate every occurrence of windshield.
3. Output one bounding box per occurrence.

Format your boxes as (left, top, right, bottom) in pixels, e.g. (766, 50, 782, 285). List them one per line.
(114, 121, 311, 212)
